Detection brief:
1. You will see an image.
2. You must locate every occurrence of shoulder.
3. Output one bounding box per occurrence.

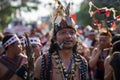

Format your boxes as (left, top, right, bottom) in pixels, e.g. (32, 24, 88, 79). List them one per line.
(34, 53, 49, 79)
(111, 52, 120, 62)
(0, 55, 7, 63)
(34, 55, 43, 67)
(110, 52, 120, 66)
(34, 53, 48, 69)
(18, 53, 27, 62)
(19, 53, 27, 59)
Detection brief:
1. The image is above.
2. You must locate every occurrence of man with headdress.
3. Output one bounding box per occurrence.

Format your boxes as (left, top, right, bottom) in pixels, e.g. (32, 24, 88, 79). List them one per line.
(34, 1, 88, 80)
(0, 34, 28, 80)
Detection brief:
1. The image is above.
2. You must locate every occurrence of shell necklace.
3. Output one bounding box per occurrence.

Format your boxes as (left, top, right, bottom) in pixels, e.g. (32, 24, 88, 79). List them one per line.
(52, 52, 80, 80)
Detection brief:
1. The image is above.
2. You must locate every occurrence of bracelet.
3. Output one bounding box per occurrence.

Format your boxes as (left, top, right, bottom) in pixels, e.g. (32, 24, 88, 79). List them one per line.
(16, 66, 27, 79)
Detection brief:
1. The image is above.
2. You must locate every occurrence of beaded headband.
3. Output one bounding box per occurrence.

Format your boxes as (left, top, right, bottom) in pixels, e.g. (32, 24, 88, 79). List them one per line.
(29, 37, 41, 45)
(3, 35, 20, 48)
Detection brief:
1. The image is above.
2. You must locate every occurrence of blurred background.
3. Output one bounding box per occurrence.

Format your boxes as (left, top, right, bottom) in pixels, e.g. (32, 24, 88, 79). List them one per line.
(0, 0, 120, 33)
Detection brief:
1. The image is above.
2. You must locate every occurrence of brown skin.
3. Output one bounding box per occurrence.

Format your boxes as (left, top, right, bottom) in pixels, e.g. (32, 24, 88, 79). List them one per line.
(34, 28, 85, 80)
(104, 55, 113, 80)
(89, 36, 111, 69)
(32, 44, 41, 62)
(0, 41, 27, 80)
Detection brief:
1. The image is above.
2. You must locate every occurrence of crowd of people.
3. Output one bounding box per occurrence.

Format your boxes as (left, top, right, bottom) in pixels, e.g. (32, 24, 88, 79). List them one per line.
(0, 1, 120, 80)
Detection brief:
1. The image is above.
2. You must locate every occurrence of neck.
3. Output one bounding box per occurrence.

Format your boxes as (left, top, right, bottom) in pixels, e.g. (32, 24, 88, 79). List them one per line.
(6, 51, 17, 59)
(58, 49, 73, 60)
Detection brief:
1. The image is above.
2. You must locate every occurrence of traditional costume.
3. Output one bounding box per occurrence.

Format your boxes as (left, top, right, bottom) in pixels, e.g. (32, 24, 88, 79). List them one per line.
(39, 0, 88, 80)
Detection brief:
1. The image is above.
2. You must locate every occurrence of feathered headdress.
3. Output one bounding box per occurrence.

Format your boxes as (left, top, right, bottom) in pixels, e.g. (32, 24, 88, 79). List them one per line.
(52, 0, 75, 36)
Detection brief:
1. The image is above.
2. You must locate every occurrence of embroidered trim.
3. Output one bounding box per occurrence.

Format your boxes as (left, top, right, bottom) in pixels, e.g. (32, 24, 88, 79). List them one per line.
(40, 53, 88, 80)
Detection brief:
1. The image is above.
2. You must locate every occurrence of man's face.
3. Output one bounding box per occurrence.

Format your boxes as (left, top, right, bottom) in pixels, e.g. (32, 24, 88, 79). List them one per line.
(11, 41, 22, 54)
(56, 28, 76, 49)
(32, 44, 41, 54)
(99, 36, 110, 48)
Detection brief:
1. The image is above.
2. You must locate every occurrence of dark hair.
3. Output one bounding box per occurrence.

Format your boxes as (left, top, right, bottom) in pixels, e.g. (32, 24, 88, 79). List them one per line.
(112, 34, 120, 53)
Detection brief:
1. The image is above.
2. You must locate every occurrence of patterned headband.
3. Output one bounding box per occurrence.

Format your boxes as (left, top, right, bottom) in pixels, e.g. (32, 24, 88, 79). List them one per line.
(29, 37, 41, 45)
(4, 35, 20, 48)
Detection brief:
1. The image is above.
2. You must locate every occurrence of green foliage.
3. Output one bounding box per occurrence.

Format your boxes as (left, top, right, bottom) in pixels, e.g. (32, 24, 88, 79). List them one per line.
(77, 0, 120, 27)
(0, 5, 13, 29)
(0, 25, 3, 32)
(0, 0, 39, 31)
(76, 2, 92, 26)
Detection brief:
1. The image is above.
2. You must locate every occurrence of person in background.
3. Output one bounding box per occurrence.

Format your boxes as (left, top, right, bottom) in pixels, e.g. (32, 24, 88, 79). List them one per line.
(76, 26, 85, 41)
(29, 37, 42, 62)
(0, 34, 28, 80)
(89, 29, 112, 80)
(3, 27, 13, 36)
(109, 34, 120, 80)
(84, 30, 97, 49)
(104, 30, 115, 80)
(18, 35, 27, 56)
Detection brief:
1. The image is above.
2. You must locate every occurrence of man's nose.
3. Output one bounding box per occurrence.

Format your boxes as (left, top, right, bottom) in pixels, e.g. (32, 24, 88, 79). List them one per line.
(64, 32, 72, 38)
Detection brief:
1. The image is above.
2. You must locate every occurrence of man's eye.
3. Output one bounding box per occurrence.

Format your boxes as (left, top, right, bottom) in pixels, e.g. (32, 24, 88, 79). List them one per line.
(61, 32, 66, 34)
(70, 31, 75, 35)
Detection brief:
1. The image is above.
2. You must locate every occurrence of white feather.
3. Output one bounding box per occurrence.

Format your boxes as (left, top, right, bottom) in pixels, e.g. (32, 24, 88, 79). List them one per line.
(55, 16, 62, 25)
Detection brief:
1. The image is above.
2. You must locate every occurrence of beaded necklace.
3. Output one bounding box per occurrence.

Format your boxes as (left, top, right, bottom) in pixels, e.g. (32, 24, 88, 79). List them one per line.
(52, 52, 81, 80)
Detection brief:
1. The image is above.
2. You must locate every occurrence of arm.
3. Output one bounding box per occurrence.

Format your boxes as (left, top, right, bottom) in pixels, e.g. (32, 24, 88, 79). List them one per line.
(104, 55, 113, 80)
(10, 75, 23, 80)
(83, 48, 90, 61)
(34, 56, 42, 80)
(89, 47, 101, 69)
(11, 55, 28, 80)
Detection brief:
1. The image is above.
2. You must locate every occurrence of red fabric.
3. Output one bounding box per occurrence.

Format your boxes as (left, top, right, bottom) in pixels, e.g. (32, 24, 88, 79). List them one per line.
(93, 18, 99, 24)
(117, 15, 120, 21)
(105, 11, 110, 17)
(93, 10, 99, 15)
(92, 18, 101, 29)
(111, 21, 116, 30)
(97, 24, 102, 30)
(71, 14, 77, 24)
